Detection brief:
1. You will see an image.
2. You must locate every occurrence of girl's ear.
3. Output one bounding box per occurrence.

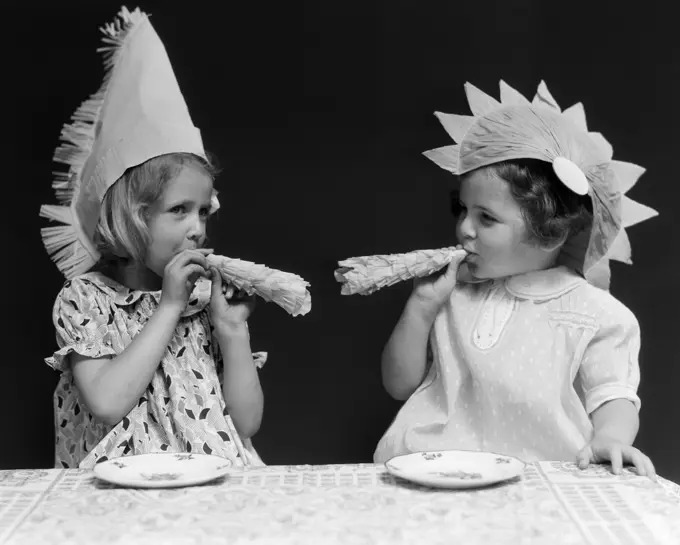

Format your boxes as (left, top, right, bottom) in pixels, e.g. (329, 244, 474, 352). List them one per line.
(540, 231, 569, 253)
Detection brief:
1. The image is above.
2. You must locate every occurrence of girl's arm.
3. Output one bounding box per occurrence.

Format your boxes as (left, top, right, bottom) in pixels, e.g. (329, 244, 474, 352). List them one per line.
(381, 252, 467, 401)
(71, 303, 183, 426)
(577, 397, 655, 479)
(208, 267, 263, 438)
(381, 298, 436, 401)
(590, 398, 639, 445)
(72, 249, 212, 426)
(575, 301, 655, 479)
(214, 324, 264, 438)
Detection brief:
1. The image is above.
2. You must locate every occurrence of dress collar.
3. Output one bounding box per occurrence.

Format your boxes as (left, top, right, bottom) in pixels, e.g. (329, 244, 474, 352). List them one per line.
(83, 272, 212, 317)
(502, 266, 585, 302)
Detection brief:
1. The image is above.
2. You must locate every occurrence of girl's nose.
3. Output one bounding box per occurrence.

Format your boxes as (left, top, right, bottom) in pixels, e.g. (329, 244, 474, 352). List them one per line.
(187, 215, 206, 241)
(457, 214, 475, 241)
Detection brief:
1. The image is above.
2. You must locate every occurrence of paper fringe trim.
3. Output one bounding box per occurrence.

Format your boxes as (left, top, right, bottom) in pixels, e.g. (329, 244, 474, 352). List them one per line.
(335, 247, 466, 295)
(40, 7, 147, 279)
(207, 254, 311, 317)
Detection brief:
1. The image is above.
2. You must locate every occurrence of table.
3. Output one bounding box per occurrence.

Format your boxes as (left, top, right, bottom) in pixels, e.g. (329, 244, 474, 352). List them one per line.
(1, 462, 679, 544)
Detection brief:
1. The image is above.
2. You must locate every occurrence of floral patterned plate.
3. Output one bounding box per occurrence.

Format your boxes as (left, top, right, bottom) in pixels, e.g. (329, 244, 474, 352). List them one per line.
(93, 453, 234, 488)
(385, 450, 525, 489)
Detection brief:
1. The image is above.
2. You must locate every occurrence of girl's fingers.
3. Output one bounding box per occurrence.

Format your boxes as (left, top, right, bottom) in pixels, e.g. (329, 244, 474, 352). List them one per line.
(235, 291, 255, 304)
(628, 450, 657, 481)
(166, 249, 214, 274)
(576, 446, 592, 469)
(186, 249, 212, 268)
(609, 447, 623, 475)
(450, 250, 468, 269)
(439, 252, 467, 286)
(223, 286, 255, 305)
(209, 266, 222, 295)
(443, 250, 469, 282)
(443, 260, 458, 281)
(580, 443, 657, 482)
(628, 450, 647, 477)
(165, 250, 189, 271)
(170, 250, 210, 272)
(184, 264, 209, 284)
(646, 457, 658, 482)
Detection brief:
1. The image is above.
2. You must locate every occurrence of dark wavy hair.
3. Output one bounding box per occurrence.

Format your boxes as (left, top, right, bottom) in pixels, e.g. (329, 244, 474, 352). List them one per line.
(453, 159, 593, 246)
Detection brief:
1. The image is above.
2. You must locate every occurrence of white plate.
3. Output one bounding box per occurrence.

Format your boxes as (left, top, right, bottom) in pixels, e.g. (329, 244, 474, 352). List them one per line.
(385, 450, 525, 489)
(93, 452, 234, 488)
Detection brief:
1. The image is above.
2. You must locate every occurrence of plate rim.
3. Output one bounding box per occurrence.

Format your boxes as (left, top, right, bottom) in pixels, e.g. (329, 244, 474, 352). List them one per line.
(384, 448, 526, 488)
(92, 452, 234, 488)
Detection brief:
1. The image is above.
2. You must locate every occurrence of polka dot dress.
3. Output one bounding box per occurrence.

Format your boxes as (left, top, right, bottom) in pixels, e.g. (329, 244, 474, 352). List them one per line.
(374, 266, 642, 463)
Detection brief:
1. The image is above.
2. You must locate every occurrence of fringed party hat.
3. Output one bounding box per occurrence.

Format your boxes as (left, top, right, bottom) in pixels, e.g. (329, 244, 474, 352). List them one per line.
(40, 6, 215, 279)
(424, 81, 657, 289)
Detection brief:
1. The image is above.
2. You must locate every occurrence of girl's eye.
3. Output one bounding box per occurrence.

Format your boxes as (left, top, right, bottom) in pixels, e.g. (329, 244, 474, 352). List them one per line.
(170, 205, 186, 214)
(199, 207, 210, 217)
(480, 213, 496, 225)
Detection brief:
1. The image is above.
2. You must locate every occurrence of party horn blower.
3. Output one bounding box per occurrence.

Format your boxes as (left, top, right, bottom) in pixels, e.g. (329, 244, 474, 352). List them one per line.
(207, 254, 311, 316)
(334, 247, 467, 295)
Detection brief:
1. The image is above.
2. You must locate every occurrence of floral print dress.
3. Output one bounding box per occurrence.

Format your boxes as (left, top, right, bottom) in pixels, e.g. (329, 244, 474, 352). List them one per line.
(45, 272, 266, 469)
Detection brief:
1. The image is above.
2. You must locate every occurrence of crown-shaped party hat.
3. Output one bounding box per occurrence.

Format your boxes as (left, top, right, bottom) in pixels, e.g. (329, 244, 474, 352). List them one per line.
(40, 7, 212, 279)
(423, 80, 657, 289)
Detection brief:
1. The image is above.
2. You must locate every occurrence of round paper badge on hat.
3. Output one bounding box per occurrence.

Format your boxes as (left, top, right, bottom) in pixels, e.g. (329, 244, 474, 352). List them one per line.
(552, 156, 589, 195)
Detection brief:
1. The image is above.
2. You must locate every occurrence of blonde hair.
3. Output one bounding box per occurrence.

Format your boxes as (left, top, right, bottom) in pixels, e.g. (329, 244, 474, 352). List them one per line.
(93, 152, 219, 267)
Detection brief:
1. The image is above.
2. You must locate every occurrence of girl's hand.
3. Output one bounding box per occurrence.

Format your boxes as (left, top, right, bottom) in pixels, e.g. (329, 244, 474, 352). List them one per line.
(160, 248, 213, 314)
(577, 436, 657, 481)
(409, 246, 468, 320)
(209, 266, 256, 333)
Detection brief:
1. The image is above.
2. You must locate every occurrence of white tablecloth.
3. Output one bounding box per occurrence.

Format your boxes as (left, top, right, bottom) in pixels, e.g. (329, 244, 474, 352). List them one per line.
(1, 461, 679, 544)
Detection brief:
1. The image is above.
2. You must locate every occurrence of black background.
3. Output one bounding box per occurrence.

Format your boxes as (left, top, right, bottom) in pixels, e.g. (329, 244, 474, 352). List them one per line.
(3, 0, 678, 482)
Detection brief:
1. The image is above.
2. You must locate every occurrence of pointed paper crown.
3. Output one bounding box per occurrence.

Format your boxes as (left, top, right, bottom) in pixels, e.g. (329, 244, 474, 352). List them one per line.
(424, 80, 657, 289)
(40, 6, 217, 279)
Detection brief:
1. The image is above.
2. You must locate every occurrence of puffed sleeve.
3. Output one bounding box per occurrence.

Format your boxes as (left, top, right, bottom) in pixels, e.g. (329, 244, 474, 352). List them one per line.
(45, 277, 119, 372)
(579, 303, 641, 414)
